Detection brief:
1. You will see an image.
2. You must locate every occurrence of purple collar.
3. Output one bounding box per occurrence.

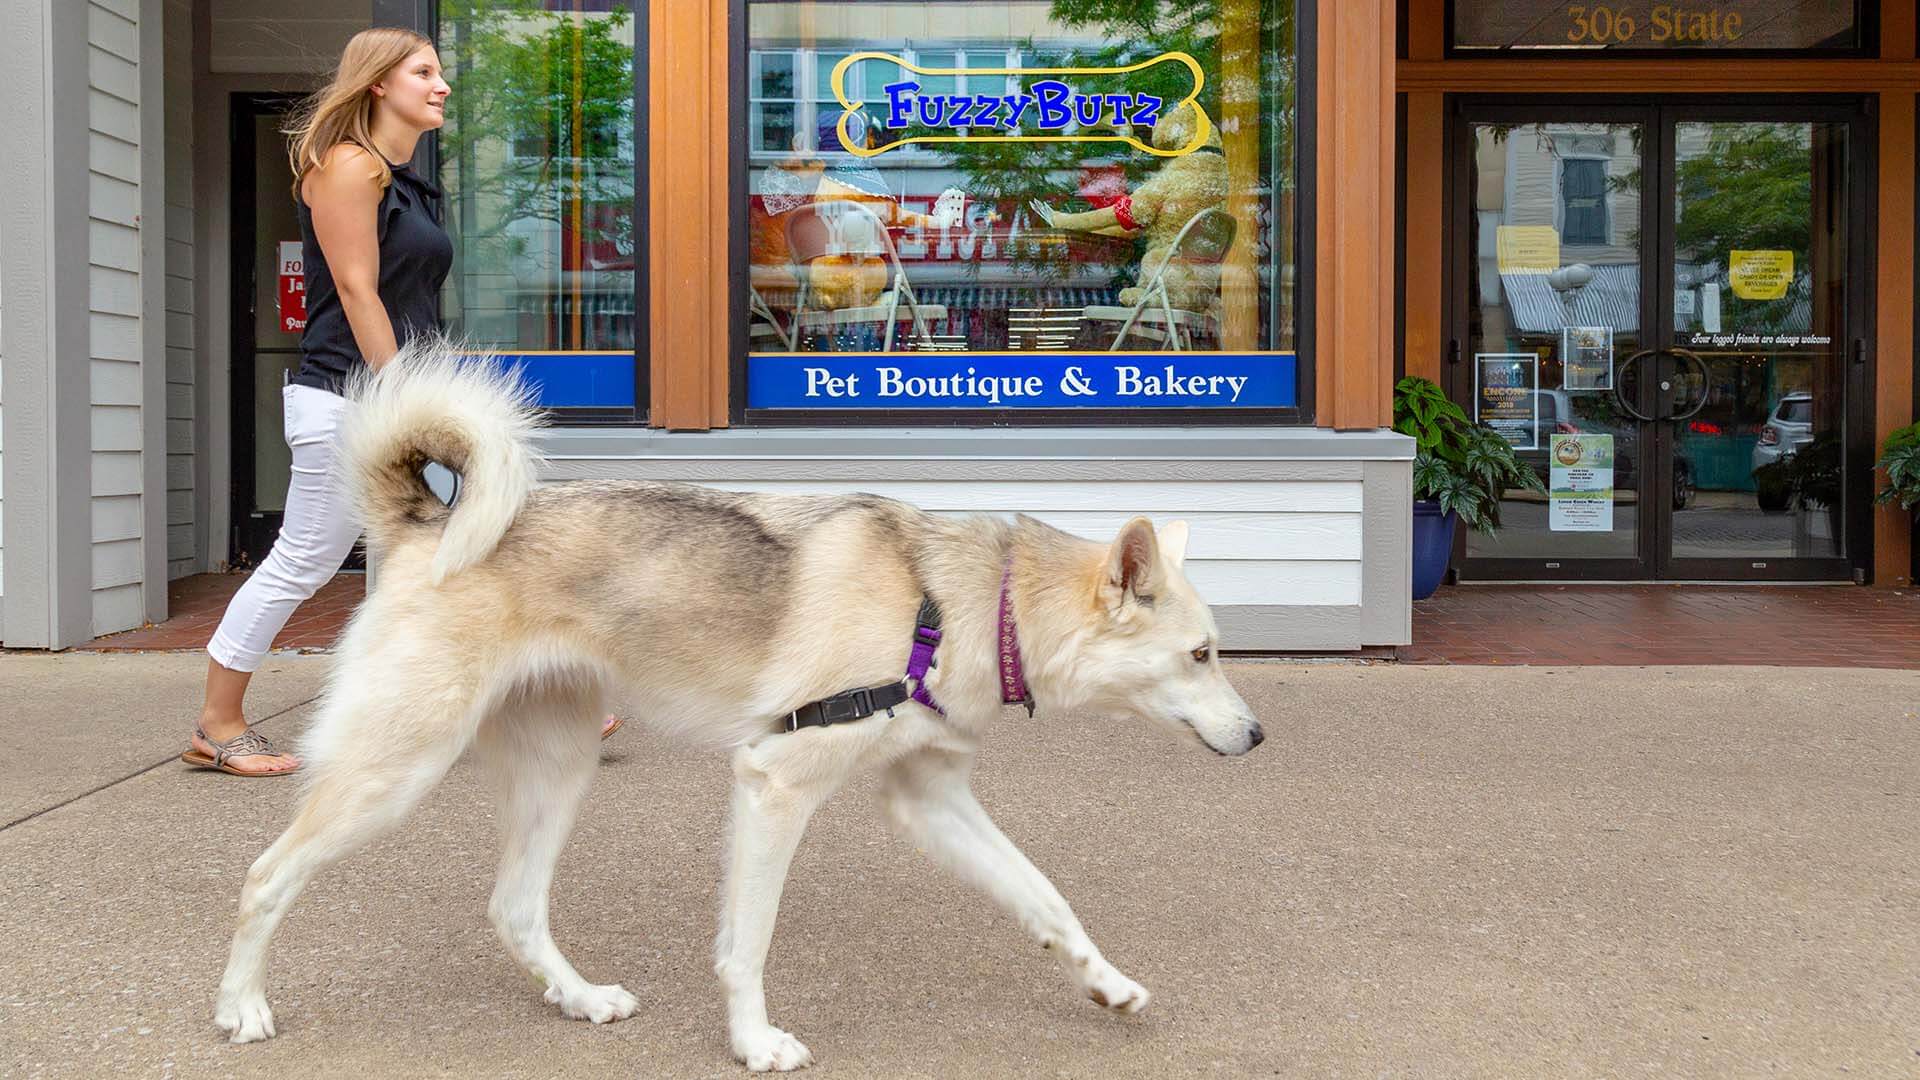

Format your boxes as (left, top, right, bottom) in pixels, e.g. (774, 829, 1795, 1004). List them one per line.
(904, 558, 1032, 718)
(996, 560, 1034, 716)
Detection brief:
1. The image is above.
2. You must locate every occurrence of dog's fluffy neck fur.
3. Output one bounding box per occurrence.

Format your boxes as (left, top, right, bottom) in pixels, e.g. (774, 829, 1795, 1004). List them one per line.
(913, 514, 1107, 728)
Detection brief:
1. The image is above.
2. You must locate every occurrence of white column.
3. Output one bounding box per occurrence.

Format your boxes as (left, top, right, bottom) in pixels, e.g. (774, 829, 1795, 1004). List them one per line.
(1, 0, 95, 648)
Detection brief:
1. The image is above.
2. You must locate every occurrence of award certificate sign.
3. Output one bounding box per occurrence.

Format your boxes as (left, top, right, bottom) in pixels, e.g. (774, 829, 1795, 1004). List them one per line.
(1549, 433, 1615, 533)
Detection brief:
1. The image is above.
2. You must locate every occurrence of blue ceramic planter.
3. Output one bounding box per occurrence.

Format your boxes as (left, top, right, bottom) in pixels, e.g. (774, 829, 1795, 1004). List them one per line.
(1411, 500, 1457, 601)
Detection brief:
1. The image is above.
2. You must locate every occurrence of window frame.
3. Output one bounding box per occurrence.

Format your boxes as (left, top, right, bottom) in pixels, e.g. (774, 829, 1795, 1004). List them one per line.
(749, 48, 801, 155)
(729, 4, 1316, 427)
(1557, 155, 1611, 246)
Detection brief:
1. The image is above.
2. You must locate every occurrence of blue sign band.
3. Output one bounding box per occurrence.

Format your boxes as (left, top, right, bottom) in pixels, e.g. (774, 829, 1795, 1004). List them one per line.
(748, 353, 1295, 410)
(486, 353, 636, 409)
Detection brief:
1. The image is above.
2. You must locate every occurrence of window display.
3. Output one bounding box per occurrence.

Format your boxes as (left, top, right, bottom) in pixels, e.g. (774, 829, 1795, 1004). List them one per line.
(743, 0, 1300, 415)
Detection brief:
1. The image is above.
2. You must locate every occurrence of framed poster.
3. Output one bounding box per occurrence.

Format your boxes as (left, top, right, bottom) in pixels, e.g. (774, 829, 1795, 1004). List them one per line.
(1562, 326, 1613, 391)
(1475, 353, 1539, 450)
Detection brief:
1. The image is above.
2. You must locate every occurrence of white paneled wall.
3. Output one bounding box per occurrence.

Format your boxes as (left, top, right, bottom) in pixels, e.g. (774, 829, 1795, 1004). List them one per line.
(707, 480, 1368, 607)
(89, 0, 147, 635)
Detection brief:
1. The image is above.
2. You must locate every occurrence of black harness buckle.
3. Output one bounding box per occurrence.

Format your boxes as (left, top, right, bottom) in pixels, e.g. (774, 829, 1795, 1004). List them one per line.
(824, 687, 873, 725)
(779, 598, 941, 734)
(785, 684, 902, 733)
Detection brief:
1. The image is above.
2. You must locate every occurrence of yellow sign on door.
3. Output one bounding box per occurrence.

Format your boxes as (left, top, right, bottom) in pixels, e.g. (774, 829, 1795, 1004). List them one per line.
(1728, 250, 1793, 301)
(1495, 225, 1560, 273)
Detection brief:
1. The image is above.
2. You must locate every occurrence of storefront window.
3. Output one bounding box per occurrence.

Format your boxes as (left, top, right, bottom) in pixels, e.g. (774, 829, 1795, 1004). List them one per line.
(742, 1, 1301, 417)
(439, 0, 642, 416)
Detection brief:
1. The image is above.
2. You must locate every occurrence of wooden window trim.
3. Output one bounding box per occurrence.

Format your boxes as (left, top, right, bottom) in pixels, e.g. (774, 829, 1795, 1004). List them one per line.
(648, 0, 731, 429)
(1316, 0, 1398, 429)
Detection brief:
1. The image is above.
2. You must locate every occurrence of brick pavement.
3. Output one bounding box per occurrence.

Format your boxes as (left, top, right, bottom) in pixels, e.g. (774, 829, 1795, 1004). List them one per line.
(77, 572, 1920, 669)
(82, 572, 365, 654)
(1405, 584, 1920, 668)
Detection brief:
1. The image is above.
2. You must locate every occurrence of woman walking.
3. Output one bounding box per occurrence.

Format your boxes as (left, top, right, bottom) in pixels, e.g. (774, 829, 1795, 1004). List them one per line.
(182, 27, 451, 775)
(184, 29, 620, 775)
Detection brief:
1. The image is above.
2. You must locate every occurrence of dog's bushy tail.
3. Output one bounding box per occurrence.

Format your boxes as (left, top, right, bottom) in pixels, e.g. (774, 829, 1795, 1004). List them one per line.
(342, 336, 542, 584)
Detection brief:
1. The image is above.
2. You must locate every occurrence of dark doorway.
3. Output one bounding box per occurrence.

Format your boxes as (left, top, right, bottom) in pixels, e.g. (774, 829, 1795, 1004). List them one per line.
(229, 93, 365, 569)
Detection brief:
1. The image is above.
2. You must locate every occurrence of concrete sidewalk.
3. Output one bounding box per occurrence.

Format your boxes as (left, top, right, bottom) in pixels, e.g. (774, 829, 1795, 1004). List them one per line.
(2, 653, 1917, 1078)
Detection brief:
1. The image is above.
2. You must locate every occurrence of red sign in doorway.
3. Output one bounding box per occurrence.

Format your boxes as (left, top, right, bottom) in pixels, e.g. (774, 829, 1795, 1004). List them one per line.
(276, 241, 306, 333)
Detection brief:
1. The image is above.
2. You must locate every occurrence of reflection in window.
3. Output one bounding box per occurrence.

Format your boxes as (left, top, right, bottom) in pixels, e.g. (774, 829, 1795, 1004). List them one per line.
(744, 1, 1299, 413)
(1560, 158, 1608, 245)
(440, 0, 638, 411)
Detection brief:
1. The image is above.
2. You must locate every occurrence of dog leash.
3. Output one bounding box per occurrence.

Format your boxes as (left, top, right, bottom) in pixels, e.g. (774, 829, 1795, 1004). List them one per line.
(780, 560, 1031, 733)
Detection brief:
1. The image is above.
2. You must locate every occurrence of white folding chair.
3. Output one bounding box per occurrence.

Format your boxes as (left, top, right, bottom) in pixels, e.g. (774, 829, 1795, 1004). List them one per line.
(1081, 206, 1236, 352)
(783, 200, 947, 351)
(747, 282, 794, 351)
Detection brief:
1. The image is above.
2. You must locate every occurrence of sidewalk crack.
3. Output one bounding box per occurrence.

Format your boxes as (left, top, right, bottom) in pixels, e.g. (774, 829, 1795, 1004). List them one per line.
(0, 694, 319, 833)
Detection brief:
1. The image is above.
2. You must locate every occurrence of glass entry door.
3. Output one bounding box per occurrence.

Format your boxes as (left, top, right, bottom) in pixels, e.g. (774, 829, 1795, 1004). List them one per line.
(1448, 99, 1869, 582)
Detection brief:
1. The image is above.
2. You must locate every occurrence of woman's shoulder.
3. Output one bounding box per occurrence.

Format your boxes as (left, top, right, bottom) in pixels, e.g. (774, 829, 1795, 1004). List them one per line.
(303, 143, 386, 205)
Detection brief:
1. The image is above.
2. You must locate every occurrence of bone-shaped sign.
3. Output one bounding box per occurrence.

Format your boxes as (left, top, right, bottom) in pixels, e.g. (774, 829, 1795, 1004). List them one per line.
(828, 50, 1212, 159)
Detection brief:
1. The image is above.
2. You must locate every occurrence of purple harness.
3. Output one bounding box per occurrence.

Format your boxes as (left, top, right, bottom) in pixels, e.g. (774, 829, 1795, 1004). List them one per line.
(781, 560, 1031, 733)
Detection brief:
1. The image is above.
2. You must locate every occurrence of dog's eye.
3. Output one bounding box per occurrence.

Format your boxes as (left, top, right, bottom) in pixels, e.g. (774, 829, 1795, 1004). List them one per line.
(1191, 646, 1211, 664)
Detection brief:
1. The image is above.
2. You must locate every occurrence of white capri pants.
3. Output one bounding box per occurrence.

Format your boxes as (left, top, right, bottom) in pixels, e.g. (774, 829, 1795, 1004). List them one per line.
(208, 383, 363, 673)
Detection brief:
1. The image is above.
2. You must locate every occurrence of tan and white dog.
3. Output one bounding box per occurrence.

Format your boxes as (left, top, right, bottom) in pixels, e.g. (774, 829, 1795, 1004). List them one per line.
(213, 340, 1264, 1072)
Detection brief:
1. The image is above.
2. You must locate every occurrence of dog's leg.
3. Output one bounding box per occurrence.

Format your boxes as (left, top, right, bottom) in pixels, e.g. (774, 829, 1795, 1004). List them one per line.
(715, 743, 843, 1073)
(472, 687, 638, 1025)
(214, 718, 471, 1043)
(879, 749, 1150, 1014)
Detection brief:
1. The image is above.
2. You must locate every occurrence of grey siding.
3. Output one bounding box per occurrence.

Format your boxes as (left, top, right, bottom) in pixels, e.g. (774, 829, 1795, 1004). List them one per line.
(165, 0, 198, 578)
(90, 0, 150, 635)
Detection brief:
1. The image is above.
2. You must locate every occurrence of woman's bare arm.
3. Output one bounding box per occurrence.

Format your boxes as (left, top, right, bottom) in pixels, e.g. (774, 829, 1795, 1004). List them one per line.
(303, 145, 400, 369)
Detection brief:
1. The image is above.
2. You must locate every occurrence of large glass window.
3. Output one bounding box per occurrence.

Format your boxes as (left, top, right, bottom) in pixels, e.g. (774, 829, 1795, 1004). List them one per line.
(741, 1, 1301, 418)
(439, 0, 642, 417)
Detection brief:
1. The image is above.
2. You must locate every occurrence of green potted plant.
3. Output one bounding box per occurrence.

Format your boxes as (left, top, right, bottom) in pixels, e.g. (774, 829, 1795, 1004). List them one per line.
(1874, 421, 1920, 517)
(1393, 376, 1546, 599)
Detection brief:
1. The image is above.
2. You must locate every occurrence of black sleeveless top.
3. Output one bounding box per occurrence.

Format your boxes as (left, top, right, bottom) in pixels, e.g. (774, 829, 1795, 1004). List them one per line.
(289, 158, 453, 395)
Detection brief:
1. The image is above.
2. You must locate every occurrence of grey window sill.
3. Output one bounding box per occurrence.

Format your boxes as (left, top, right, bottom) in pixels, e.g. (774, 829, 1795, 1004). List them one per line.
(535, 426, 1414, 462)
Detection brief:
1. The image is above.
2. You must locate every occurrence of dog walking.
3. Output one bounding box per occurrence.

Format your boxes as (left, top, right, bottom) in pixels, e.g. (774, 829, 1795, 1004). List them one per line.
(211, 339, 1263, 1069)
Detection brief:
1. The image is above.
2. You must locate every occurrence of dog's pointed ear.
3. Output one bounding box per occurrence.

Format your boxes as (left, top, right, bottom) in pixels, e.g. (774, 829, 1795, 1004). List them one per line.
(1158, 520, 1190, 569)
(1105, 517, 1161, 602)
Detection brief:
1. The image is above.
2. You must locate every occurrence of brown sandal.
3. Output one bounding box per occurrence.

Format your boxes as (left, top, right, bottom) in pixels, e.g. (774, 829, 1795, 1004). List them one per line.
(180, 726, 301, 776)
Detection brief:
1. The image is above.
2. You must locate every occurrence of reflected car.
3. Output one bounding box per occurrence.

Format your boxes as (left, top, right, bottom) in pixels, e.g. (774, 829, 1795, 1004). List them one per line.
(1751, 392, 1815, 473)
(1751, 393, 1815, 513)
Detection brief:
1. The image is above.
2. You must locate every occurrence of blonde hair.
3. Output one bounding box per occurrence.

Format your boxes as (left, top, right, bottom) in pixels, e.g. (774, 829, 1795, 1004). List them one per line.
(285, 27, 434, 200)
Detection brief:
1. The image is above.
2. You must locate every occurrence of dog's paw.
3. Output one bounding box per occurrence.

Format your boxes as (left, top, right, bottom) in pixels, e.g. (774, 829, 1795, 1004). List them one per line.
(732, 1025, 814, 1072)
(1082, 964, 1151, 1015)
(544, 981, 640, 1024)
(214, 992, 277, 1043)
